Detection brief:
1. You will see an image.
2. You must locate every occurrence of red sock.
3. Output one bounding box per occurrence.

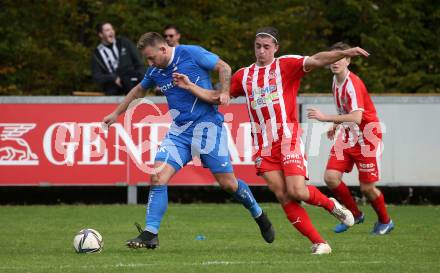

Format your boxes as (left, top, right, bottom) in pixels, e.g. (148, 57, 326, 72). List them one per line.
(370, 193, 390, 224)
(331, 182, 362, 218)
(282, 201, 325, 244)
(305, 185, 335, 212)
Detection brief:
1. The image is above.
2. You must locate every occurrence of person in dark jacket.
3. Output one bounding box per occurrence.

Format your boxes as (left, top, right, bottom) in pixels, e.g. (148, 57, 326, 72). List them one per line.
(91, 22, 145, 95)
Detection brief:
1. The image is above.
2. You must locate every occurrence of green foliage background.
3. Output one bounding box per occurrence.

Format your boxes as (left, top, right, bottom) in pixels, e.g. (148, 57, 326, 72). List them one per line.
(0, 0, 439, 95)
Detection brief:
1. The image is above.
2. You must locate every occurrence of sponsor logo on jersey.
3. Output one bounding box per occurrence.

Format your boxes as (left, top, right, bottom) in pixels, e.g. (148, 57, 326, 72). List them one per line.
(250, 85, 277, 98)
(358, 162, 376, 172)
(250, 91, 279, 110)
(255, 156, 263, 168)
(159, 81, 175, 92)
(268, 71, 277, 80)
(282, 153, 303, 166)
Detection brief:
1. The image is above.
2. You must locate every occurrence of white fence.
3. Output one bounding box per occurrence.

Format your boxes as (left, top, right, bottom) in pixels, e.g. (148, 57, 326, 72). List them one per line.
(298, 96, 440, 186)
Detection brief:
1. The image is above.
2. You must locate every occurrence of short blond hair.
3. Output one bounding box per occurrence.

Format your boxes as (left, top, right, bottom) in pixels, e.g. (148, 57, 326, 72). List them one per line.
(137, 32, 167, 50)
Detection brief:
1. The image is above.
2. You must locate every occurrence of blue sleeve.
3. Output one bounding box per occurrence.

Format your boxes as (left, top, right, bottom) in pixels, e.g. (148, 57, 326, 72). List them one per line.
(140, 68, 155, 89)
(184, 45, 219, 71)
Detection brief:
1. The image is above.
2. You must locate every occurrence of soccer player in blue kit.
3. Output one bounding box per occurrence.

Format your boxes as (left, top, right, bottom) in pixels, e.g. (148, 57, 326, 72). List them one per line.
(102, 32, 274, 249)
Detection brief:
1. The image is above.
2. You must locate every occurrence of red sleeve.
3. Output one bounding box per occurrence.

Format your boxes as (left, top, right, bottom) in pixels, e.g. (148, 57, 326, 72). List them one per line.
(230, 68, 245, 98)
(346, 76, 365, 112)
(279, 55, 307, 80)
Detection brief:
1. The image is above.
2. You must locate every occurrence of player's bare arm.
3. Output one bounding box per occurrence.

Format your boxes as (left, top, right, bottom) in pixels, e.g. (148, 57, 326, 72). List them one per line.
(172, 72, 222, 105)
(102, 83, 146, 128)
(212, 59, 232, 105)
(304, 47, 369, 71)
(307, 107, 363, 125)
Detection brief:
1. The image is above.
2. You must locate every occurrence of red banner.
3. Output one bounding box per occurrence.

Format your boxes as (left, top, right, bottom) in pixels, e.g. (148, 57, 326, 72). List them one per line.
(0, 102, 266, 186)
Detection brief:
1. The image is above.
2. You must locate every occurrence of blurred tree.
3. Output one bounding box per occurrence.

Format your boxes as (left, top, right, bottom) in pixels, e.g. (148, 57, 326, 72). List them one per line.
(0, 0, 438, 95)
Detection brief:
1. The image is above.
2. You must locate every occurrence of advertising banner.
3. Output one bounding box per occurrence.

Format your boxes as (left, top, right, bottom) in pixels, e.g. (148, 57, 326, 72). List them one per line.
(0, 102, 265, 186)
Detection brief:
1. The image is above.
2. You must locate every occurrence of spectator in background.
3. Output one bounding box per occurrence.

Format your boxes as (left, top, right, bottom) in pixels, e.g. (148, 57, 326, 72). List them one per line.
(91, 22, 145, 95)
(163, 25, 181, 47)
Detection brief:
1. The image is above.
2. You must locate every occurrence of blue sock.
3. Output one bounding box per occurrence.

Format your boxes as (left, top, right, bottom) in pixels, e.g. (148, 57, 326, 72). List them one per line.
(232, 179, 263, 218)
(145, 185, 168, 234)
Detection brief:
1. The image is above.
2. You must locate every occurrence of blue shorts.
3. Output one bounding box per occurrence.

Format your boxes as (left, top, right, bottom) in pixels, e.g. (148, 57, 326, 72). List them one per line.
(155, 122, 233, 174)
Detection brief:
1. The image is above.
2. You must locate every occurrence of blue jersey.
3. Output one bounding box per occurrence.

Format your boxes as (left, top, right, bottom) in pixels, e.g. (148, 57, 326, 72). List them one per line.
(141, 45, 223, 132)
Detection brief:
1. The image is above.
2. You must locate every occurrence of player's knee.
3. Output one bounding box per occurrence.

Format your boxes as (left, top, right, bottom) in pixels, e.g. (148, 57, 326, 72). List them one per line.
(217, 177, 237, 193)
(324, 172, 340, 188)
(271, 189, 288, 203)
(360, 184, 376, 197)
(150, 174, 167, 186)
(150, 174, 160, 186)
(274, 194, 284, 203)
(267, 184, 286, 203)
(287, 187, 307, 201)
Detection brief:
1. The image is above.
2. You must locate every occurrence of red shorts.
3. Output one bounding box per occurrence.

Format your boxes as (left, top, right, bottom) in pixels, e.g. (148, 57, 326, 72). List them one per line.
(326, 140, 383, 183)
(253, 138, 308, 178)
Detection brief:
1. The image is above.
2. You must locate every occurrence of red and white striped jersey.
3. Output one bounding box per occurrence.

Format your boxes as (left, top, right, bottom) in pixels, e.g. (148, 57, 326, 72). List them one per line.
(332, 71, 380, 145)
(230, 55, 308, 149)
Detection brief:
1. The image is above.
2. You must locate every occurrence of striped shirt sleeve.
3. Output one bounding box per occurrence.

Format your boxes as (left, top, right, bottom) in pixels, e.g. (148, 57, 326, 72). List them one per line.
(346, 78, 365, 112)
(230, 69, 245, 98)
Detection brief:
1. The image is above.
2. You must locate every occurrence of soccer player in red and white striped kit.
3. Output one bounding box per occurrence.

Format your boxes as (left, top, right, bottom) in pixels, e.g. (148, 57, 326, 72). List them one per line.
(307, 42, 394, 235)
(173, 27, 370, 254)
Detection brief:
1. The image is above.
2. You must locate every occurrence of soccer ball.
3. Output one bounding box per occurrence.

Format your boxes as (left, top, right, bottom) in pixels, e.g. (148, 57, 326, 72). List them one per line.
(73, 228, 103, 253)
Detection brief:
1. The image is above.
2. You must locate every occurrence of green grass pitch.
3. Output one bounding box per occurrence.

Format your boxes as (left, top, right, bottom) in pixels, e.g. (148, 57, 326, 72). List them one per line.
(0, 203, 438, 273)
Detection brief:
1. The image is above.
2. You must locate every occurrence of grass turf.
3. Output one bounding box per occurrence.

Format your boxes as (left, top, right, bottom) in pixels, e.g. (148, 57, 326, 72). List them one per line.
(0, 203, 438, 273)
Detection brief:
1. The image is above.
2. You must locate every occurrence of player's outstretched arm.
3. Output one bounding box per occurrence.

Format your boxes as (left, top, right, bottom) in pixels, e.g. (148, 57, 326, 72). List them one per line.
(307, 107, 362, 125)
(212, 59, 232, 105)
(172, 72, 222, 105)
(304, 47, 369, 72)
(102, 84, 146, 128)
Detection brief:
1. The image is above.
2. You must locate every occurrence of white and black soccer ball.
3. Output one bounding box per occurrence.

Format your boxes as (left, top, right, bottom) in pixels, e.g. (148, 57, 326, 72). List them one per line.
(73, 228, 103, 253)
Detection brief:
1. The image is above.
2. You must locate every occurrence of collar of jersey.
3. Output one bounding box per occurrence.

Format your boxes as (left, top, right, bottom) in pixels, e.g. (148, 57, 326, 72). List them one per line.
(166, 47, 176, 67)
(334, 70, 350, 88)
(254, 58, 276, 69)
